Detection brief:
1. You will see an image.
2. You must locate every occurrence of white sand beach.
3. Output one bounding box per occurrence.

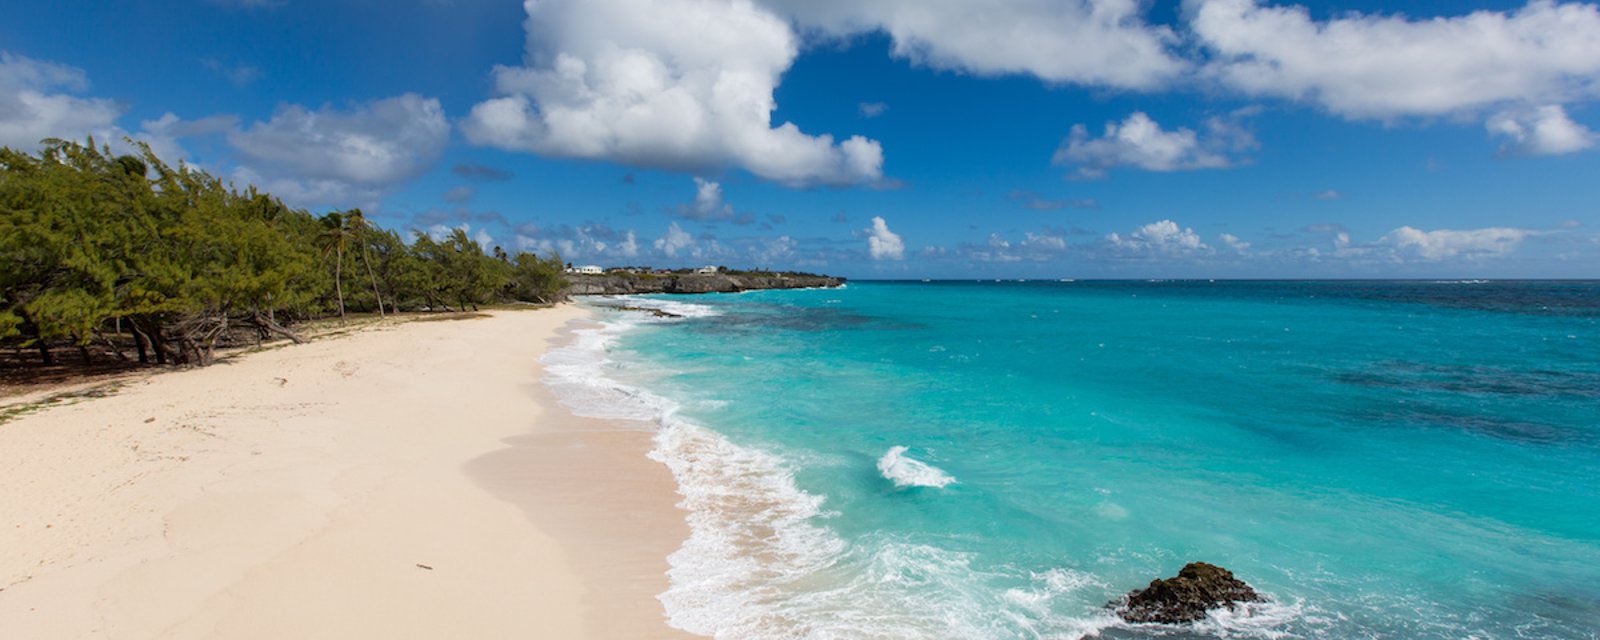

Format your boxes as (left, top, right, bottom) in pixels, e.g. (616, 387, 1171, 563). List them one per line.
(0, 306, 693, 639)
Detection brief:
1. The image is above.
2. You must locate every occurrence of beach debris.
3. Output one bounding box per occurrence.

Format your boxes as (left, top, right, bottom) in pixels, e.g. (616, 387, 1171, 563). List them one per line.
(415, 563, 433, 570)
(1115, 562, 1262, 624)
(274, 377, 288, 387)
(144, 417, 155, 423)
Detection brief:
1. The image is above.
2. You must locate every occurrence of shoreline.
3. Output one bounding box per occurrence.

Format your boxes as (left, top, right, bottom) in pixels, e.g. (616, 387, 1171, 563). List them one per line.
(465, 314, 694, 638)
(0, 305, 693, 639)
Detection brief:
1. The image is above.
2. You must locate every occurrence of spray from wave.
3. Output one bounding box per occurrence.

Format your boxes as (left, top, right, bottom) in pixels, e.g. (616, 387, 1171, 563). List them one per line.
(877, 446, 958, 489)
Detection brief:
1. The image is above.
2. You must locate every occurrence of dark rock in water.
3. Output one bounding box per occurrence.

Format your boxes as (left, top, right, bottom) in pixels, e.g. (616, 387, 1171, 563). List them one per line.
(614, 305, 682, 319)
(1116, 562, 1262, 624)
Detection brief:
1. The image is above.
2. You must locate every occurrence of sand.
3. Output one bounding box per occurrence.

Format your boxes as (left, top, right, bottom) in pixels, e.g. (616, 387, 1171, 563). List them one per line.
(0, 306, 694, 639)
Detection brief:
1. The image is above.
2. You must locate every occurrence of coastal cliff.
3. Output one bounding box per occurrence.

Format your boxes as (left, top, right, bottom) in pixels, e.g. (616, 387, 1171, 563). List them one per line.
(565, 272, 844, 296)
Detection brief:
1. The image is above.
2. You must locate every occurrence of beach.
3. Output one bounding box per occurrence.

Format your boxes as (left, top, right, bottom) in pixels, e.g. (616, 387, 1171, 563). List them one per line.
(0, 306, 693, 639)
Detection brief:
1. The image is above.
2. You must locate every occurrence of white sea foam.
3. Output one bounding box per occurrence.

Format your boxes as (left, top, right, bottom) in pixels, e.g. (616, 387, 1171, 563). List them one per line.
(1188, 598, 1318, 639)
(601, 295, 725, 319)
(542, 303, 1304, 640)
(877, 446, 958, 489)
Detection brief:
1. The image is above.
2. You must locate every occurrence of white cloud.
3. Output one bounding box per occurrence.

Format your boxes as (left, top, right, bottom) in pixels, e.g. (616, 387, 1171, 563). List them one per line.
(1022, 232, 1068, 251)
(1219, 232, 1251, 252)
(0, 52, 123, 150)
(461, 0, 882, 187)
(752, 235, 797, 264)
(763, 0, 1185, 89)
(1107, 219, 1211, 254)
(859, 102, 888, 118)
(0, 54, 233, 164)
(1190, 0, 1600, 119)
(866, 216, 905, 260)
(515, 223, 642, 260)
(136, 112, 237, 164)
(959, 229, 1072, 262)
(654, 222, 696, 257)
(228, 93, 449, 208)
(1379, 226, 1532, 260)
(618, 230, 640, 258)
(1053, 111, 1256, 179)
(1314, 189, 1342, 201)
(427, 222, 469, 242)
(679, 177, 734, 220)
(1487, 105, 1596, 156)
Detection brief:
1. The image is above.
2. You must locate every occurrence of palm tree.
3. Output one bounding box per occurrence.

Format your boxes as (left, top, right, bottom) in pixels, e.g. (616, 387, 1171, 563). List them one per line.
(320, 212, 351, 321)
(344, 208, 386, 317)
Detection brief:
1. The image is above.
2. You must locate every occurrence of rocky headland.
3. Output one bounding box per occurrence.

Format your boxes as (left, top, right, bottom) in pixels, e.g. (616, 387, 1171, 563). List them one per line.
(565, 272, 844, 296)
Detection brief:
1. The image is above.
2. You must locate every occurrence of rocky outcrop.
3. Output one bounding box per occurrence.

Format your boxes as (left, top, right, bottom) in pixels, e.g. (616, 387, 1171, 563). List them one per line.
(565, 273, 843, 296)
(1116, 562, 1262, 624)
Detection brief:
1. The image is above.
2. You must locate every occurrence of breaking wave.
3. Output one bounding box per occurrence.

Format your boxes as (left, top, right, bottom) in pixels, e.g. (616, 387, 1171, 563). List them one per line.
(877, 446, 958, 489)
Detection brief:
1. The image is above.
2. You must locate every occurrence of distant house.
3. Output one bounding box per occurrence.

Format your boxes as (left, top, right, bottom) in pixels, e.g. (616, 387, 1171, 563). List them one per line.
(694, 265, 719, 274)
(567, 265, 604, 275)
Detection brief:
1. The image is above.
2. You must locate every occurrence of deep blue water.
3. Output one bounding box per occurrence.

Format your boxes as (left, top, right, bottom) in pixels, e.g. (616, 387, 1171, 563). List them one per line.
(546, 280, 1600, 639)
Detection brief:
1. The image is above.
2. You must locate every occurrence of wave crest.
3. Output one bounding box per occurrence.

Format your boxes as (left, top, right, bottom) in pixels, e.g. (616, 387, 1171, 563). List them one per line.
(877, 446, 957, 489)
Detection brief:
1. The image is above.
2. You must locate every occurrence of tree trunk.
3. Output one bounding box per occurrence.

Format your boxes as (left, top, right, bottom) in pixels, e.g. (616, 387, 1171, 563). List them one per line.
(132, 325, 150, 364)
(334, 243, 346, 322)
(362, 244, 385, 317)
(252, 312, 305, 344)
(98, 331, 129, 362)
(145, 322, 168, 365)
(71, 333, 92, 365)
(36, 340, 53, 366)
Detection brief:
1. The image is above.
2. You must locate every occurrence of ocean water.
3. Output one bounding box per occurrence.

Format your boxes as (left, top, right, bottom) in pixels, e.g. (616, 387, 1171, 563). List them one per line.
(543, 281, 1600, 639)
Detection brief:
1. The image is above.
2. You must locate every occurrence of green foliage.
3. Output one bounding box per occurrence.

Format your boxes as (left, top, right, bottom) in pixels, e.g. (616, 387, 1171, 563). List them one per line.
(0, 138, 567, 367)
(508, 251, 567, 303)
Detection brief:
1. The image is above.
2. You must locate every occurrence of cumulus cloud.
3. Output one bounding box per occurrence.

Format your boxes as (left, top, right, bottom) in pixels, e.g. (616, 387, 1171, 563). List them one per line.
(1379, 226, 1532, 260)
(136, 112, 238, 163)
(424, 222, 494, 250)
(516, 222, 641, 260)
(958, 228, 1072, 262)
(1053, 111, 1257, 179)
(617, 230, 641, 257)
(1189, 0, 1600, 120)
(751, 235, 797, 264)
(0, 53, 237, 164)
(654, 222, 696, 257)
(763, 0, 1185, 89)
(678, 177, 735, 221)
(865, 216, 905, 260)
(859, 102, 888, 118)
(1106, 219, 1211, 255)
(228, 93, 449, 208)
(0, 52, 124, 150)
(1487, 105, 1596, 156)
(461, 0, 883, 187)
(1219, 232, 1251, 252)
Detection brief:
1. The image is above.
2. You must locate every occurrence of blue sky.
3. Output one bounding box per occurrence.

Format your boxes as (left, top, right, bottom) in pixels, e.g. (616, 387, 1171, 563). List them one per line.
(3, 0, 1598, 278)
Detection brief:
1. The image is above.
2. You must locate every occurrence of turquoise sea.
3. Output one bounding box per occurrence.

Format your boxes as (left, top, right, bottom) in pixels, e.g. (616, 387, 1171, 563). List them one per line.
(543, 281, 1600, 639)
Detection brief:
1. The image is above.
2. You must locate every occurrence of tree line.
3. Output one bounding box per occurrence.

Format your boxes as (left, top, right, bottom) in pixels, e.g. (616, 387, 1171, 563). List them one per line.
(1, 138, 566, 367)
